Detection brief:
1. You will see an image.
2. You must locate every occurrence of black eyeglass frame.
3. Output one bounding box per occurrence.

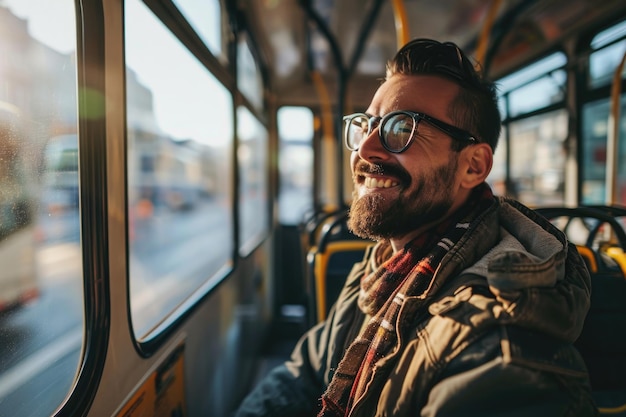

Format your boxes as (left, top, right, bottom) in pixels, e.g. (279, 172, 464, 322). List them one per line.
(343, 110, 477, 153)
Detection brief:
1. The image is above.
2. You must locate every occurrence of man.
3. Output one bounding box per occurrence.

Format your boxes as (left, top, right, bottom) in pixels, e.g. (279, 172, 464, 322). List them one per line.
(235, 39, 595, 416)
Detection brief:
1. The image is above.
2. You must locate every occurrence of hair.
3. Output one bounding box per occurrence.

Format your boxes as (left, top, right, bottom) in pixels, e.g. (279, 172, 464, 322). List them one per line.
(385, 38, 501, 151)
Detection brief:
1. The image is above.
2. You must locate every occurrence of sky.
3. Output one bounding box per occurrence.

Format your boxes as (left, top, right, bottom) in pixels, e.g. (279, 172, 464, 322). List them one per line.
(2, 0, 233, 146)
(1, 0, 314, 147)
(2, 0, 76, 53)
(125, 0, 232, 145)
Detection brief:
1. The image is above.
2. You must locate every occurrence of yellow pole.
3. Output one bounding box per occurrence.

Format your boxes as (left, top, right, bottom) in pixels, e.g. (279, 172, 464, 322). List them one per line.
(475, 0, 502, 69)
(390, 0, 410, 49)
(311, 70, 338, 211)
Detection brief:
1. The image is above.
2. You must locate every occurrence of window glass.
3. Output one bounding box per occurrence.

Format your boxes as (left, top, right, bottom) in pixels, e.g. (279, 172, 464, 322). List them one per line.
(237, 36, 264, 110)
(508, 70, 566, 117)
(497, 95, 508, 121)
(509, 110, 568, 206)
(496, 52, 569, 203)
(238, 107, 269, 256)
(0, 2, 82, 416)
(589, 40, 626, 88)
(589, 20, 626, 88)
(172, 0, 225, 61)
(581, 95, 626, 205)
(498, 53, 567, 118)
(277, 107, 314, 225)
(486, 127, 507, 197)
(591, 19, 626, 49)
(498, 53, 567, 94)
(126, 0, 234, 340)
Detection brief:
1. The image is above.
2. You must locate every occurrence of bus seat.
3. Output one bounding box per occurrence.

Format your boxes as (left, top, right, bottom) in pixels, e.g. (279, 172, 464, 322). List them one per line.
(605, 246, 626, 276)
(295, 209, 346, 317)
(309, 240, 373, 323)
(305, 210, 373, 324)
(574, 261, 626, 414)
(576, 245, 599, 273)
(534, 206, 626, 413)
(301, 206, 345, 248)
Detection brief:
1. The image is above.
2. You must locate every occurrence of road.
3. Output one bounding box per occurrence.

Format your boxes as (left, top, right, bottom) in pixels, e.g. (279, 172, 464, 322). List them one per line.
(0, 197, 234, 417)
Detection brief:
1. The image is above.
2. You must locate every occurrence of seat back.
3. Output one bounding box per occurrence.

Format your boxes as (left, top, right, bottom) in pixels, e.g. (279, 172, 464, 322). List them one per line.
(537, 206, 626, 414)
(305, 210, 373, 324)
(310, 240, 372, 322)
(576, 244, 598, 273)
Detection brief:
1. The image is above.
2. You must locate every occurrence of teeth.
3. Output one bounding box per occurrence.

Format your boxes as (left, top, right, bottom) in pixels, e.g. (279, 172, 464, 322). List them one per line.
(364, 177, 398, 188)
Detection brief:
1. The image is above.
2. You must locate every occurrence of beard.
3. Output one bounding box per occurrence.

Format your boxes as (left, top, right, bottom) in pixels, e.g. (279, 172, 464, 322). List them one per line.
(348, 158, 458, 241)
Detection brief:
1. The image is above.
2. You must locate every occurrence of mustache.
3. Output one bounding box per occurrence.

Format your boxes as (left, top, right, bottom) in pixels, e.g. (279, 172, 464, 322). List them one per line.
(354, 160, 411, 184)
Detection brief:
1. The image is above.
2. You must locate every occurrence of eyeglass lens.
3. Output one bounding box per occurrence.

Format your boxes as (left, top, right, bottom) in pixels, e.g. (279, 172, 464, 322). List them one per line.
(346, 113, 416, 152)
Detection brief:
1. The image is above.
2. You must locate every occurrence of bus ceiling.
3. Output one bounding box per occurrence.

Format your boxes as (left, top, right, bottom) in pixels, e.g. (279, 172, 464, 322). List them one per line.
(235, 0, 626, 109)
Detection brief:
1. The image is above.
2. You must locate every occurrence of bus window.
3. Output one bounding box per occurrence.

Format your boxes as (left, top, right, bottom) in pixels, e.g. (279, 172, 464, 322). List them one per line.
(42, 134, 79, 216)
(588, 19, 626, 89)
(582, 19, 626, 204)
(487, 126, 508, 196)
(125, 0, 234, 341)
(0, 1, 83, 416)
(509, 110, 568, 205)
(237, 35, 264, 111)
(238, 107, 269, 256)
(0, 121, 40, 310)
(497, 52, 568, 206)
(277, 107, 314, 225)
(172, 0, 225, 62)
(501, 53, 567, 118)
(581, 96, 626, 204)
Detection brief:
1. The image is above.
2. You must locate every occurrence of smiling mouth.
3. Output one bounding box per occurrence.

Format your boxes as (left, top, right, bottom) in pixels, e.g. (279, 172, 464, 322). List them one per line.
(364, 176, 399, 188)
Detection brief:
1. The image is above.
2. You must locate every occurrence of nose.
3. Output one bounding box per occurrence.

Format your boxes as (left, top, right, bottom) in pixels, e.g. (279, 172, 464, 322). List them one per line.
(356, 126, 390, 162)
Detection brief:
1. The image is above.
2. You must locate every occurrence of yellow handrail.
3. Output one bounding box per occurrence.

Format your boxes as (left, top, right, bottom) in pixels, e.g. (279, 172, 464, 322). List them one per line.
(311, 70, 334, 141)
(475, 0, 502, 70)
(311, 70, 339, 211)
(598, 403, 626, 415)
(390, 0, 409, 50)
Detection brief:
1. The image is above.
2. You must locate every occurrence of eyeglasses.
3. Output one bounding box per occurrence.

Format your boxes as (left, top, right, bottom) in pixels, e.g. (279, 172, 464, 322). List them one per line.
(343, 110, 476, 153)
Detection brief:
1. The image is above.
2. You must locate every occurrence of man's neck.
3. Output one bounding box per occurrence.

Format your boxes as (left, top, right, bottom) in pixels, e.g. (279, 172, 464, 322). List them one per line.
(388, 200, 469, 253)
(389, 220, 443, 253)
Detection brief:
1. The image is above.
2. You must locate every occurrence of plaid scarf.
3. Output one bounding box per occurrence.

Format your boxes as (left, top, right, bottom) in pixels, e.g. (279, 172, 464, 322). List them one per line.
(318, 183, 494, 417)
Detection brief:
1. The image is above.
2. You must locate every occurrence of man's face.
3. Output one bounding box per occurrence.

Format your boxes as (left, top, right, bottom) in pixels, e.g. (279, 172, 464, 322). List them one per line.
(347, 74, 467, 242)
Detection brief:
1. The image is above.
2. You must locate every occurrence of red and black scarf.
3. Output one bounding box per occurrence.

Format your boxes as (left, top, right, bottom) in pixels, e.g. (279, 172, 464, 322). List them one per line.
(318, 183, 494, 417)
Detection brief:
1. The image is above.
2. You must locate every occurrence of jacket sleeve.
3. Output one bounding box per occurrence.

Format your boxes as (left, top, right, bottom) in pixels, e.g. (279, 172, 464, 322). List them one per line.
(421, 359, 597, 417)
(233, 293, 365, 416)
(420, 326, 598, 417)
(233, 250, 370, 417)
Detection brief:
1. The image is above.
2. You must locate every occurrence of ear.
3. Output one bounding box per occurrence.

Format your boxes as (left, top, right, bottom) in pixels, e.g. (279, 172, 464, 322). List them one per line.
(459, 143, 492, 188)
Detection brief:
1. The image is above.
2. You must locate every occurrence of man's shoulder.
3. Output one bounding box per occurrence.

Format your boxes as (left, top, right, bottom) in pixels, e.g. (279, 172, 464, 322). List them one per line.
(434, 322, 589, 384)
(420, 276, 585, 373)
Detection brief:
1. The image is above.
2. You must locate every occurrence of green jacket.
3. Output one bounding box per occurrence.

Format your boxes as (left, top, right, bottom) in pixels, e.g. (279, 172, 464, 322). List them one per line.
(236, 198, 596, 416)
